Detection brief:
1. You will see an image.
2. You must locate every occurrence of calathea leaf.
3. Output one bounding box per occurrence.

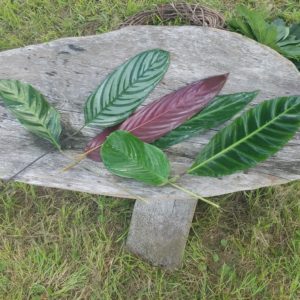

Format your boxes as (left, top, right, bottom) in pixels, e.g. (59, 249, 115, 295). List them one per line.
(188, 96, 300, 177)
(101, 131, 220, 208)
(85, 74, 228, 160)
(153, 91, 258, 149)
(85, 74, 228, 161)
(84, 49, 170, 128)
(0, 79, 62, 149)
(119, 74, 228, 142)
(101, 130, 170, 186)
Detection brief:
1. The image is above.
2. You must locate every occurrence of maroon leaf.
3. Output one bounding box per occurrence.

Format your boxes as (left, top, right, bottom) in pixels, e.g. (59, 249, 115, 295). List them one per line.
(86, 74, 228, 161)
(119, 74, 228, 142)
(85, 127, 116, 161)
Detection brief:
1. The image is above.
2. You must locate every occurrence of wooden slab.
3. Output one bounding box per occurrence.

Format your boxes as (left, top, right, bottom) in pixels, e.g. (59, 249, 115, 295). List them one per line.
(0, 26, 299, 197)
(0, 26, 299, 268)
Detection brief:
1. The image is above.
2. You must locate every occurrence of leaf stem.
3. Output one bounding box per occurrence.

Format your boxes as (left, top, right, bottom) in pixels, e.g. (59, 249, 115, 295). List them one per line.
(62, 144, 102, 172)
(62, 158, 84, 172)
(75, 143, 101, 159)
(52, 139, 62, 152)
(168, 181, 220, 209)
(60, 125, 86, 146)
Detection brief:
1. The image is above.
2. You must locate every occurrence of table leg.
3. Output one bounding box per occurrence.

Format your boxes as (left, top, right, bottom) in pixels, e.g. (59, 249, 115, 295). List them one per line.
(126, 197, 198, 269)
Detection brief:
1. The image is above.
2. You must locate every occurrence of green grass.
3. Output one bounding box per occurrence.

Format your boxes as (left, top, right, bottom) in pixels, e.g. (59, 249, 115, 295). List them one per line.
(0, 181, 299, 299)
(0, 0, 299, 51)
(0, 0, 300, 299)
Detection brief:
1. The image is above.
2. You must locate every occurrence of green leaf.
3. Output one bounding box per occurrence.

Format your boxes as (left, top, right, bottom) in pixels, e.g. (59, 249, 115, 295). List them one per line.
(229, 6, 278, 48)
(290, 23, 300, 39)
(101, 130, 170, 186)
(229, 6, 300, 63)
(277, 34, 300, 60)
(292, 59, 300, 71)
(188, 96, 300, 177)
(229, 18, 256, 40)
(277, 36, 300, 47)
(84, 49, 170, 128)
(153, 91, 258, 149)
(0, 80, 62, 149)
(278, 43, 300, 60)
(272, 18, 290, 42)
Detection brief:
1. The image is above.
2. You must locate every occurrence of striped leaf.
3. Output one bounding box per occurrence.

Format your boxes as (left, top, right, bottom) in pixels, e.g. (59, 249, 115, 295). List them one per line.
(84, 49, 170, 128)
(153, 91, 258, 149)
(0, 79, 62, 149)
(188, 96, 300, 177)
(85, 74, 228, 161)
(119, 74, 228, 142)
(101, 130, 170, 186)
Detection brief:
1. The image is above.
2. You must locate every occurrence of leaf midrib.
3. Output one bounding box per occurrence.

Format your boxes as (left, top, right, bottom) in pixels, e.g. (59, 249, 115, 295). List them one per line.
(188, 100, 298, 174)
(126, 80, 224, 133)
(9, 93, 60, 149)
(109, 144, 166, 183)
(87, 53, 166, 124)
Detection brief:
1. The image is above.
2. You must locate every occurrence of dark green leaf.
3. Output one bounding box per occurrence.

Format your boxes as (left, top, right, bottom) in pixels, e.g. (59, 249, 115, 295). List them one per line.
(277, 36, 300, 47)
(153, 91, 258, 149)
(272, 18, 290, 42)
(292, 59, 300, 71)
(0, 80, 62, 149)
(101, 130, 170, 186)
(84, 49, 170, 128)
(277, 35, 300, 60)
(290, 23, 300, 39)
(188, 96, 300, 177)
(278, 44, 300, 60)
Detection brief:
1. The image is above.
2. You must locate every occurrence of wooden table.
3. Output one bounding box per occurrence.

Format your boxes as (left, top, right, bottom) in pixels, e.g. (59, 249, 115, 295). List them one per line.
(1, 26, 299, 269)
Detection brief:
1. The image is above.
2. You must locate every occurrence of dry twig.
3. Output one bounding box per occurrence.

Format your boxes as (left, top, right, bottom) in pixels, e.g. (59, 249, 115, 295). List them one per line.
(120, 3, 225, 29)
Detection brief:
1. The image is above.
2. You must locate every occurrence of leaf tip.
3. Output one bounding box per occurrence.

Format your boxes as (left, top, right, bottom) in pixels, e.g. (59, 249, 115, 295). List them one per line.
(253, 90, 260, 96)
(224, 73, 230, 78)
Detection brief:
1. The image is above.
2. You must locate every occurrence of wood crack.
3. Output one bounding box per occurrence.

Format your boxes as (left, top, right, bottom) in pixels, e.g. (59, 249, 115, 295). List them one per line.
(7, 151, 51, 181)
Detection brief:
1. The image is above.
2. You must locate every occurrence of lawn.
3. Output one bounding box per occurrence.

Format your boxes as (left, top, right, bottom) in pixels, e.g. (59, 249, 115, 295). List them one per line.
(0, 0, 300, 299)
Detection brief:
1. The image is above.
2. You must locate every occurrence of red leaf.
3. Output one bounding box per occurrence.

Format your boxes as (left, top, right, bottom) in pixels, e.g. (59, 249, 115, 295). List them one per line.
(86, 74, 228, 161)
(119, 73, 228, 142)
(85, 127, 116, 161)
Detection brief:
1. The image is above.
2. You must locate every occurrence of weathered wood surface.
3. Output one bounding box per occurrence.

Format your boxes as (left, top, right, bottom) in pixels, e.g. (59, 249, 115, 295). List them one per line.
(126, 197, 198, 268)
(1, 26, 299, 199)
(0, 26, 300, 268)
